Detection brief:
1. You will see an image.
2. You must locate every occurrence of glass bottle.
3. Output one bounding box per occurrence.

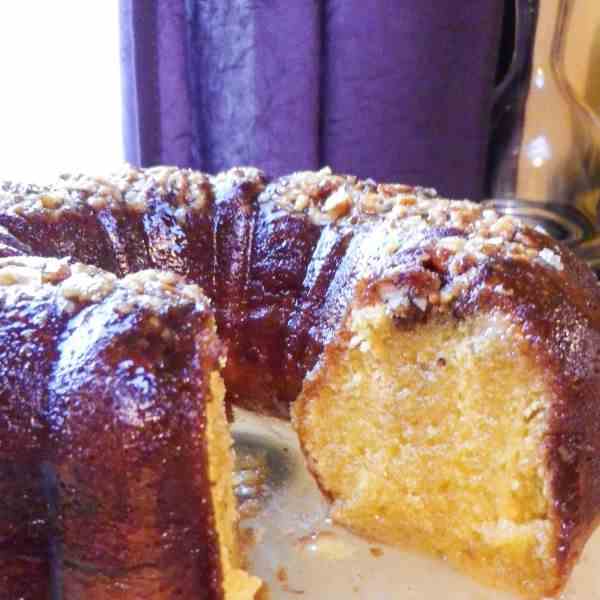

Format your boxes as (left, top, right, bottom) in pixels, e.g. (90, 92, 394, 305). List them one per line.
(486, 0, 600, 273)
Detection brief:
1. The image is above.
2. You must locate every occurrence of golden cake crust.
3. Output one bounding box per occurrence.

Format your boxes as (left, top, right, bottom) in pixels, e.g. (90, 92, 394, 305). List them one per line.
(295, 219, 600, 596)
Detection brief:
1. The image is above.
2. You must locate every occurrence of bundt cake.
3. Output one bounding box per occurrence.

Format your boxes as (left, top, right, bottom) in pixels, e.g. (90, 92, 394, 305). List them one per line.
(1, 165, 599, 598)
(0, 257, 260, 599)
(293, 199, 600, 598)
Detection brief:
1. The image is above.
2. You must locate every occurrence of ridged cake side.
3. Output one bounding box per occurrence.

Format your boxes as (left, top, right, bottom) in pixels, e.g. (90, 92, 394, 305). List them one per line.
(0, 257, 253, 599)
(2, 166, 600, 597)
(293, 198, 600, 597)
(0, 166, 438, 417)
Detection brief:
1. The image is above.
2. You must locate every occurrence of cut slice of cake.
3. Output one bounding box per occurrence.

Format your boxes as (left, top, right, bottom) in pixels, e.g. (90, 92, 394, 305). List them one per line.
(0, 256, 261, 599)
(293, 220, 600, 599)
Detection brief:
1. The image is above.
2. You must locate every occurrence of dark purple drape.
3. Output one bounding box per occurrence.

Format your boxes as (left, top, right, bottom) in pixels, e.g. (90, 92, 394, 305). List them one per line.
(120, 0, 504, 199)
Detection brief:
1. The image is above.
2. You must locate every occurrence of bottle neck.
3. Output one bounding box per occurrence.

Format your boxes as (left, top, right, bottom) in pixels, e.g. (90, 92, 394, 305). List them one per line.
(530, 0, 570, 74)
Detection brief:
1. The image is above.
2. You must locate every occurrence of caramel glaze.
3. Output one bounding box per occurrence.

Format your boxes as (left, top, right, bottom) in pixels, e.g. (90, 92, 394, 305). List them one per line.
(0, 225, 32, 258)
(342, 226, 600, 593)
(2, 166, 600, 595)
(0, 167, 397, 419)
(466, 246, 600, 588)
(3, 168, 597, 424)
(0, 259, 224, 599)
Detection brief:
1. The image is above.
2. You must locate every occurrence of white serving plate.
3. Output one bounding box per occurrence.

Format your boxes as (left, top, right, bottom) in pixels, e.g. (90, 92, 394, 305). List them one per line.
(232, 409, 600, 600)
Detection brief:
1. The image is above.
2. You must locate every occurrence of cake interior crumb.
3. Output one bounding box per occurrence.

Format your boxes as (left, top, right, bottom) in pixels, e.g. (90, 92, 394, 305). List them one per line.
(295, 307, 559, 598)
(206, 369, 263, 600)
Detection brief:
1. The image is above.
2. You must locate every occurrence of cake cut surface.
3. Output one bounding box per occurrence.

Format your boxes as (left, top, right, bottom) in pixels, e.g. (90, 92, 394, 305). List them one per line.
(295, 307, 557, 597)
(292, 206, 600, 598)
(206, 372, 263, 599)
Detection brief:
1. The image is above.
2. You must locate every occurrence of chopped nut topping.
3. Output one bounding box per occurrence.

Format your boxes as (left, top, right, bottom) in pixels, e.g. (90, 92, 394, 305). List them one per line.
(413, 296, 428, 312)
(489, 215, 517, 240)
(322, 187, 352, 219)
(0, 165, 566, 325)
(360, 178, 564, 320)
(0, 164, 267, 221)
(437, 236, 466, 253)
(0, 256, 210, 318)
(378, 283, 410, 314)
(294, 193, 309, 211)
(538, 248, 563, 271)
(360, 193, 381, 215)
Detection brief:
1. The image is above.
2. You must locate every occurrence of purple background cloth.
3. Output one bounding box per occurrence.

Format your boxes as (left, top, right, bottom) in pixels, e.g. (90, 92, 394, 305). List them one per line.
(120, 0, 504, 199)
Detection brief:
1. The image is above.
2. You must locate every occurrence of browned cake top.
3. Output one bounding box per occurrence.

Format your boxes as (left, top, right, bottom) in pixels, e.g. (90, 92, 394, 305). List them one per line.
(0, 255, 209, 315)
(2, 164, 438, 229)
(0, 164, 265, 221)
(364, 195, 568, 320)
(0, 165, 595, 354)
(260, 166, 433, 225)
